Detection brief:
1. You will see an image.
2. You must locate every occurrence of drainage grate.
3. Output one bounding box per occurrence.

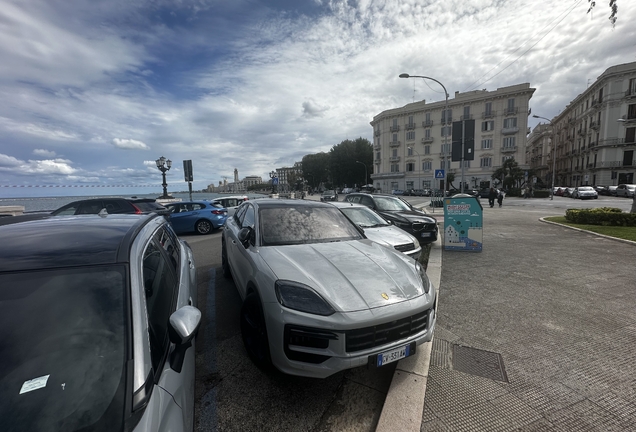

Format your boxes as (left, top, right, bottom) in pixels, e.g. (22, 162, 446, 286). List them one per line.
(451, 345, 508, 383)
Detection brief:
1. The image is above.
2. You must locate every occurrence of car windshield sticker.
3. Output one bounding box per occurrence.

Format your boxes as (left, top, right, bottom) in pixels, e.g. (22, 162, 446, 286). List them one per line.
(20, 374, 50, 394)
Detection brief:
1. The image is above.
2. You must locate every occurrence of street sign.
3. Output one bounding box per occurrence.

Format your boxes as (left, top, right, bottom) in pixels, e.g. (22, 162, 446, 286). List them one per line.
(435, 169, 445, 179)
(272, 177, 279, 185)
(183, 160, 193, 182)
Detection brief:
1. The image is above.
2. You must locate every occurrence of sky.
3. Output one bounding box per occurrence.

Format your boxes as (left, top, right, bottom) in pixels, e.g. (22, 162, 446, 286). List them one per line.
(1, 0, 635, 197)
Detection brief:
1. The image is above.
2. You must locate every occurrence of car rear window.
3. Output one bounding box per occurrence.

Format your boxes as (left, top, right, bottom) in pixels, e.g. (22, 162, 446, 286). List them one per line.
(259, 206, 362, 246)
(0, 265, 127, 431)
(133, 201, 166, 212)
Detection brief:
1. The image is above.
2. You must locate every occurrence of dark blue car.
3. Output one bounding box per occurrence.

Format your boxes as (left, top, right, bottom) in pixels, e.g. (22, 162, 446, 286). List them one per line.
(165, 201, 228, 235)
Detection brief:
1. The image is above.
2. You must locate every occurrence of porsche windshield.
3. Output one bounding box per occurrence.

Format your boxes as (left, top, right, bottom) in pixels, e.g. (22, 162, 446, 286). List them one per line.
(260, 206, 363, 246)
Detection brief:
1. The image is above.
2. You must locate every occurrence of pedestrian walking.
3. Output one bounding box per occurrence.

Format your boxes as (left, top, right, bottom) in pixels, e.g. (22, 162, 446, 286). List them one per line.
(488, 187, 497, 208)
(497, 189, 505, 207)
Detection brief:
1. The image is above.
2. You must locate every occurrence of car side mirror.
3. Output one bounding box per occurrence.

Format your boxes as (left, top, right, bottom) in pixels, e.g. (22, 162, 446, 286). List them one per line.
(168, 305, 201, 373)
(238, 227, 252, 247)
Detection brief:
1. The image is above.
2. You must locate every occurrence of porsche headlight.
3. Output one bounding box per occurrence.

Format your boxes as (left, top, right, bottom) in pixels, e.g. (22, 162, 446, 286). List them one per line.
(415, 262, 431, 294)
(275, 280, 335, 316)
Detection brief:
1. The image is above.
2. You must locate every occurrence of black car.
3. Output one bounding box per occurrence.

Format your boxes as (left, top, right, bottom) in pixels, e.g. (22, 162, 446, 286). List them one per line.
(320, 190, 338, 202)
(0, 213, 201, 431)
(344, 193, 438, 243)
(51, 197, 170, 216)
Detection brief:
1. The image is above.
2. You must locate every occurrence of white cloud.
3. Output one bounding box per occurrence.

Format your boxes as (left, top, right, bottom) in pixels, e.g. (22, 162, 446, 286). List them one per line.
(33, 148, 56, 158)
(112, 138, 150, 150)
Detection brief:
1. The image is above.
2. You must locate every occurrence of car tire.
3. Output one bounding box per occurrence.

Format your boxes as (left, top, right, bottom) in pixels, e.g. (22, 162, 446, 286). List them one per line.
(195, 220, 212, 235)
(241, 292, 272, 370)
(221, 239, 231, 279)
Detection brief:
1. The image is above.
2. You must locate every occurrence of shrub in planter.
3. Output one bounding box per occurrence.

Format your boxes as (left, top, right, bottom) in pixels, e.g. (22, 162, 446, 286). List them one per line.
(565, 208, 636, 226)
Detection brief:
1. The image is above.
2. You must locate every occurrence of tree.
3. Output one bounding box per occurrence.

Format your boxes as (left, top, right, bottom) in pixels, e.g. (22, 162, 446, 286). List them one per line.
(588, 0, 617, 27)
(446, 173, 455, 191)
(302, 152, 331, 189)
(328, 138, 373, 188)
(491, 158, 526, 189)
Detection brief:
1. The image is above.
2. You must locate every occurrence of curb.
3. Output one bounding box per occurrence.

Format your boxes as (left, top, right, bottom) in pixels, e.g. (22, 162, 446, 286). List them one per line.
(539, 217, 636, 246)
(375, 231, 442, 432)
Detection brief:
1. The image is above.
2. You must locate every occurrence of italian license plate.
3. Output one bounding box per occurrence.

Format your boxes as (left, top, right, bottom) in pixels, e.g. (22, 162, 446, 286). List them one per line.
(421, 232, 431, 237)
(376, 342, 416, 367)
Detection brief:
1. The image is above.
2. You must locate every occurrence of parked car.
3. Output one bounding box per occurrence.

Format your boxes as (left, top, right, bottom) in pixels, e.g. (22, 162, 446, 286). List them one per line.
(330, 201, 422, 260)
(572, 186, 598, 199)
(563, 187, 575, 197)
(165, 200, 228, 234)
(221, 199, 436, 378)
(344, 193, 438, 243)
(211, 195, 248, 216)
(615, 184, 636, 198)
(0, 213, 200, 431)
(51, 197, 170, 216)
(607, 185, 618, 196)
(320, 190, 338, 202)
(593, 185, 608, 195)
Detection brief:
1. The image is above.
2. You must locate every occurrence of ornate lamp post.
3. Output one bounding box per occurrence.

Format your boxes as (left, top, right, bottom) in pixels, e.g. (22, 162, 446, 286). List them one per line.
(355, 161, 368, 188)
(400, 73, 449, 196)
(155, 156, 172, 199)
(532, 115, 555, 200)
(269, 170, 278, 195)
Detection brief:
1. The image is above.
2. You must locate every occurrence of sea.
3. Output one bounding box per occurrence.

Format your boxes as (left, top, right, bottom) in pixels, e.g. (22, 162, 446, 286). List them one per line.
(0, 192, 264, 213)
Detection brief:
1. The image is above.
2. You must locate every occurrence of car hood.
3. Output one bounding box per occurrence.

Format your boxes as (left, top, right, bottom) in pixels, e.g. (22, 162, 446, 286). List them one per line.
(362, 226, 417, 248)
(378, 209, 436, 223)
(260, 240, 427, 312)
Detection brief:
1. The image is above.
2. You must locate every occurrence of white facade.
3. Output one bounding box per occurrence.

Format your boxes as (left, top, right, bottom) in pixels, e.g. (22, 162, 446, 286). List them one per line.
(540, 61, 636, 187)
(370, 83, 535, 192)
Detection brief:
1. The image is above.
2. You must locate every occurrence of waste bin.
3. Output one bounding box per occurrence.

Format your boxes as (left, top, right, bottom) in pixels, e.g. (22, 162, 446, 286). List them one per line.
(443, 193, 483, 251)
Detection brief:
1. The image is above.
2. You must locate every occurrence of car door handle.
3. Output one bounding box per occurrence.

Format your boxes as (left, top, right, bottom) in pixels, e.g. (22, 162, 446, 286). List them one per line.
(188, 296, 193, 306)
(189, 259, 194, 269)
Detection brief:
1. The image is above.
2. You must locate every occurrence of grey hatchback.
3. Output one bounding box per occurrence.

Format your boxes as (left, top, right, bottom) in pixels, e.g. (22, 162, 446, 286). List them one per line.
(0, 213, 200, 431)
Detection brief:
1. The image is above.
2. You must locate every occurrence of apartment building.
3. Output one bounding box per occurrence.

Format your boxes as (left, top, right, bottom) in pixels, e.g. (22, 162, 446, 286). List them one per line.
(526, 123, 553, 184)
(536, 61, 636, 188)
(370, 83, 535, 192)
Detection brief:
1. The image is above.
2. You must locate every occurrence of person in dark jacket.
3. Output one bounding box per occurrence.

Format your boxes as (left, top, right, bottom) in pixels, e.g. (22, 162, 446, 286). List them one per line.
(488, 187, 497, 208)
(497, 189, 505, 207)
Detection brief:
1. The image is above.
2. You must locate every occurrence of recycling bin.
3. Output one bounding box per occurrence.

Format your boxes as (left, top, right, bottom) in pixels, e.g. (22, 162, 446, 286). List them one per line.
(443, 193, 483, 252)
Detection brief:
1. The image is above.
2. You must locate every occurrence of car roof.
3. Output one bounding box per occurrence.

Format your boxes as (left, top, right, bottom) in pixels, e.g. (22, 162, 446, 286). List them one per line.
(249, 198, 335, 209)
(330, 201, 366, 208)
(0, 214, 158, 272)
(213, 195, 247, 200)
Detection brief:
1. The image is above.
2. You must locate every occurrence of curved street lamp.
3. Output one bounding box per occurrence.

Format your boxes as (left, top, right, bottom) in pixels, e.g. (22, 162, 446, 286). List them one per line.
(155, 156, 172, 199)
(355, 160, 368, 188)
(400, 73, 450, 196)
(532, 115, 555, 200)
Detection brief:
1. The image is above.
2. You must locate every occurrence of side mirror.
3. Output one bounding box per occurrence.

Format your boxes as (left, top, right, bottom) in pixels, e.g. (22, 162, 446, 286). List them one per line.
(168, 305, 202, 373)
(238, 227, 252, 247)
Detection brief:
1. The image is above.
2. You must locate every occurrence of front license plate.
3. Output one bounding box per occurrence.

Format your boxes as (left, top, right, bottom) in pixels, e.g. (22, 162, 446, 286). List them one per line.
(421, 232, 431, 237)
(376, 342, 415, 367)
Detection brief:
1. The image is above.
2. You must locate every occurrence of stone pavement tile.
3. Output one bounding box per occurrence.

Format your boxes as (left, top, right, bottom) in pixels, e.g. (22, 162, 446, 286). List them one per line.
(545, 399, 627, 432)
(488, 392, 542, 428)
(588, 391, 636, 427)
(497, 374, 586, 415)
(420, 405, 451, 432)
(428, 366, 508, 408)
(438, 400, 514, 432)
(517, 417, 563, 432)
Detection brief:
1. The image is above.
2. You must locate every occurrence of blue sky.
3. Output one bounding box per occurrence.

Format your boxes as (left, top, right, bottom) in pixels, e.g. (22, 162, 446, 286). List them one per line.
(1, 0, 635, 197)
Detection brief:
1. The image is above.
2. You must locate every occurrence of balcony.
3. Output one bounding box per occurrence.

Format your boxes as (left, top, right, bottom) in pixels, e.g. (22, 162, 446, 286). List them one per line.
(405, 123, 416, 130)
(568, 117, 576, 125)
(577, 130, 586, 137)
(501, 146, 517, 153)
(592, 99, 600, 108)
(504, 107, 518, 116)
(590, 121, 599, 130)
(501, 127, 519, 135)
(390, 125, 400, 132)
(389, 156, 401, 162)
(441, 117, 453, 124)
(460, 114, 473, 120)
(482, 111, 495, 119)
(572, 149, 579, 155)
(422, 120, 434, 127)
(374, 144, 381, 150)
(421, 137, 434, 143)
(439, 151, 451, 157)
(374, 129, 381, 136)
(389, 140, 401, 147)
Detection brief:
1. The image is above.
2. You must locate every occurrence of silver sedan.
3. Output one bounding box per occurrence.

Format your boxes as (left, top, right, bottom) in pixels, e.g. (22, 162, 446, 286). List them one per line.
(221, 199, 436, 378)
(330, 201, 422, 260)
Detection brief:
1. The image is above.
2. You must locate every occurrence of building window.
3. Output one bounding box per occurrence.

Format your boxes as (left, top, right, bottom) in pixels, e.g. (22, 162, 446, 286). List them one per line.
(408, 115, 414, 127)
(392, 133, 398, 142)
(424, 145, 431, 154)
(392, 118, 398, 128)
(480, 157, 492, 167)
(390, 164, 399, 173)
(463, 106, 470, 118)
(481, 139, 492, 149)
(392, 149, 398, 157)
(503, 137, 516, 148)
(482, 121, 494, 131)
(507, 98, 515, 111)
(441, 109, 452, 124)
(406, 162, 414, 172)
(628, 104, 636, 120)
(423, 161, 432, 171)
(485, 102, 492, 116)
(441, 143, 451, 153)
(502, 156, 513, 163)
(375, 151, 381, 160)
(425, 113, 431, 123)
(423, 180, 432, 188)
(503, 118, 517, 128)
(406, 131, 415, 140)
(425, 129, 431, 138)
(441, 126, 451, 136)
(407, 147, 414, 156)
(463, 160, 471, 168)
(406, 181, 414, 189)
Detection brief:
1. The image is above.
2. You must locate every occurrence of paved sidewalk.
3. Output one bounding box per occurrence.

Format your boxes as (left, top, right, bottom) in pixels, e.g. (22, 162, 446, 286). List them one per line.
(420, 205, 636, 431)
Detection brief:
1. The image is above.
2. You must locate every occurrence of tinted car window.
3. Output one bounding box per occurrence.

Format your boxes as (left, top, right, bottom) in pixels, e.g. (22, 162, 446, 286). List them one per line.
(154, 226, 180, 274)
(234, 203, 248, 224)
(143, 241, 177, 371)
(360, 196, 374, 207)
(77, 201, 105, 214)
(340, 207, 389, 227)
(0, 266, 127, 431)
(259, 206, 362, 246)
(103, 199, 130, 214)
(242, 206, 255, 228)
(373, 196, 411, 211)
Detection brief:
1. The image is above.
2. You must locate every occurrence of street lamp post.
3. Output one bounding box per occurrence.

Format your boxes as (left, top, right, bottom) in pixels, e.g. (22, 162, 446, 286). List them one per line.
(155, 156, 172, 199)
(532, 115, 555, 200)
(400, 73, 449, 197)
(269, 170, 278, 195)
(355, 161, 367, 188)
(407, 147, 421, 192)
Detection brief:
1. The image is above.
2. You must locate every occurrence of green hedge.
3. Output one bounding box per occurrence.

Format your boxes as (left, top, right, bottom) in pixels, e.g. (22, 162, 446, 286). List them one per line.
(565, 207, 636, 226)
